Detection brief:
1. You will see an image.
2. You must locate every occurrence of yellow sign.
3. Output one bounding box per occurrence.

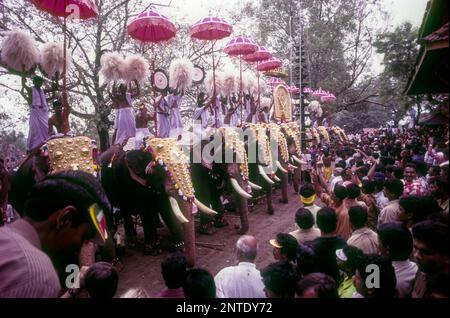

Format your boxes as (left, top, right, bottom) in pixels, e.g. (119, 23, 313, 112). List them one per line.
(273, 85, 292, 122)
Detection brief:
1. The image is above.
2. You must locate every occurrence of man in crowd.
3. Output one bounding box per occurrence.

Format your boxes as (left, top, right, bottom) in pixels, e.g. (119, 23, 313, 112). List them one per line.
(347, 205, 379, 254)
(403, 163, 427, 197)
(378, 179, 404, 225)
(289, 208, 321, 244)
(215, 235, 265, 298)
(156, 252, 187, 298)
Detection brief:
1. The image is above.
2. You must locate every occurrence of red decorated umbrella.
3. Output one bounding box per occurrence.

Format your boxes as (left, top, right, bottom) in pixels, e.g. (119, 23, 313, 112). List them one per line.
(243, 46, 272, 62)
(242, 46, 272, 120)
(289, 85, 300, 94)
(322, 93, 336, 103)
(190, 16, 232, 102)
(28, 0, 99, 134)
(312, 88, 328, 98)
(128, 9, 177, 137)
(256, 58, 282, 72)
(224, 36, 258, 125)
(268, 77, 287, 89)
(303, 87, 314, 94)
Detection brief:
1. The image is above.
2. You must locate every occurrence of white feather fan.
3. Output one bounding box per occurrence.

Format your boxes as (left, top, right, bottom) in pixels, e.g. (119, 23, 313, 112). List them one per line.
(0, 30, 40, 73)
(307, 100, 323, 118)
(169, 58, 194, 92)
(261, 97, 271, 109)
(204, 70, 224, 96)
(100, 52, 126, 84)
(242, 72, 258, 95)
(40, 42, 71, 79)
(124, 54, 149, 83)
(221, 67, 238, 97)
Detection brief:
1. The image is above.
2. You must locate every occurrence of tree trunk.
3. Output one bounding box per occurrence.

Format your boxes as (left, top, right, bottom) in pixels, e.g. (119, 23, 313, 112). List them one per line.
(98, 125, 110, 152)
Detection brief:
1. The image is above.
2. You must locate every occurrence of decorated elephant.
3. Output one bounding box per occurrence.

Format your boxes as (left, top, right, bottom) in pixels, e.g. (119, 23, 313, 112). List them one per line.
(100, 137, 217, 266)
(190, 127, 253, 235)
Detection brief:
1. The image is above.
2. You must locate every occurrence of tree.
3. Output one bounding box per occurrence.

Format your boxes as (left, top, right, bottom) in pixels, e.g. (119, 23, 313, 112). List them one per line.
(373, 22, 420, 126)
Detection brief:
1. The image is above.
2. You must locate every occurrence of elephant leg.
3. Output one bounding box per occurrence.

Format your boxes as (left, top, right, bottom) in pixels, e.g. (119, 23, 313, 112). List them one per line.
(122, 211, 137, 243)
(234, 193, 249, 235)
(279, 171, 289, 204)
(137, 204, 160, 255)
(265, 181, 274, 215)
(211, 188, 228, 228)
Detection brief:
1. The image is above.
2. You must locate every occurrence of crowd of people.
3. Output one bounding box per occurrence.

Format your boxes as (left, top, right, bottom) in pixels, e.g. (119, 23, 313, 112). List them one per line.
(0, 123, 448, 298)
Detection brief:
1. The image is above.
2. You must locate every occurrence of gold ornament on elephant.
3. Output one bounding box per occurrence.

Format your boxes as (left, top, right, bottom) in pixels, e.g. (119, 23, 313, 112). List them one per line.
(280, 122, 302, 157)
(311, 128, 321, 145)
(273, 85, 292, 122)
(46, 137, 96, 175)
(146, 138, 195, 200)
(317, 126, 330, 144)
(219, 127, 249, 181)
(267, 123, 289, 163)
(246, 123, 273, 169)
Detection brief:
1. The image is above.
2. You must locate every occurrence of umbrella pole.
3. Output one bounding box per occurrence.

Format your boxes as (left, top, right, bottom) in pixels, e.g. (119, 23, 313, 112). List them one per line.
(212, 41, 217, 127)
(257, 73, 260, 122)
(152, 44, 158, 137)
(62, 0, 69, 134)
(239, 55, 243, 126)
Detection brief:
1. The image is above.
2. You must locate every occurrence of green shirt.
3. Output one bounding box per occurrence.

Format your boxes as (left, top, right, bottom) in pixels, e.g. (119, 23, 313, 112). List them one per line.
(339, 276, 356, 298)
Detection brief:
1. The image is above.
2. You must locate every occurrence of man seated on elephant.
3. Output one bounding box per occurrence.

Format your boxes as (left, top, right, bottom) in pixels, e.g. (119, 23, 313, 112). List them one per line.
(0, 171, 111, 297)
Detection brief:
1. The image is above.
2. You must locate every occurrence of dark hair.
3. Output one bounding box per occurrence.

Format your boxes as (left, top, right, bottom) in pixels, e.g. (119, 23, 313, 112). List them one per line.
(393, 166, 404, 179)
(383, 179, 404, 198)
(276, 233, 299, 262)
(333, 184, 347, 201)
(349, 205, 368, 229)
(335, 161, 346, 169)
(412, 221, 449, 256)
(401, 196, 442, 224)
(24, 171, 111, 229)
(261, 261, 299, 298)
(296, 273, 338, 298)
(377, 222, 413, 261)
(341, 245, 364, 273)
(356, 255, 397, 298)
(85, 262, 119, 299)
(404, 163, 417, 171)
(316, 207, 337, 234)
(183, 268, 216, 298)
(295, 208, 314, 230)
(300, 183, 316, 199)
(161, 252, 187, 289)
(296, 244, 317, 276)
(346, 183, 361, 199)
(362, 180, 375, 194)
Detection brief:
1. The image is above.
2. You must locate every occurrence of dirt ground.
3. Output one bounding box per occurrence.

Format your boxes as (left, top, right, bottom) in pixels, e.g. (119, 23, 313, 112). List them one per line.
(116, 188, 305, 297)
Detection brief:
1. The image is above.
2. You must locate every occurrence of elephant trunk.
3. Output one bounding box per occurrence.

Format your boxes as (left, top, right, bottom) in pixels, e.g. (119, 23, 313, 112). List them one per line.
(175, 197, 196, 267)
(235, 193, 249, 235)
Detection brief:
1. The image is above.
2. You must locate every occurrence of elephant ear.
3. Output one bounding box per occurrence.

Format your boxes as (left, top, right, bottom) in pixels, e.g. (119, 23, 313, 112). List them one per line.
(32, 152, 48, 183)
(125, 150, 151, 187)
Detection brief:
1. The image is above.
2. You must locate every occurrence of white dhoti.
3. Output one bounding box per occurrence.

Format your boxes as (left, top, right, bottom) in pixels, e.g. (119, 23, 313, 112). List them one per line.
(27, 88, 49, 151)
(114, 107, 136, 145)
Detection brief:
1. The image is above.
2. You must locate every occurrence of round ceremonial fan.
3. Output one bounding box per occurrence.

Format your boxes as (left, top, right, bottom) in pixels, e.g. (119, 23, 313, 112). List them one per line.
(192, 65, 205, 85)
(152, 69, 169, 92)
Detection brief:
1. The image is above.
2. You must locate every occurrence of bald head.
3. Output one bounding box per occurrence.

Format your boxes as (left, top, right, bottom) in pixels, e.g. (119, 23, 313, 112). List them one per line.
(236, 235, 258, 262)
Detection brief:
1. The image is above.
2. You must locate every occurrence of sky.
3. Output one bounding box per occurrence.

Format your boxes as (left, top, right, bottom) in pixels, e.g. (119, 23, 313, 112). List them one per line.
(0, 0, 430, 134)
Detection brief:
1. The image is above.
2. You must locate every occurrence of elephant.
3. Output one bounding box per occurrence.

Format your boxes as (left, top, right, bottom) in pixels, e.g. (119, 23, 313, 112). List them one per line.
(100, 137, 217, 266)
(190, 128, 253, 235)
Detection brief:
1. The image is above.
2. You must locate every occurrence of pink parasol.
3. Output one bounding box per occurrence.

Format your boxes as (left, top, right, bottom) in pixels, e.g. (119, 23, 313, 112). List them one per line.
(127, 10, 176, 43)
(242, 46, 272, 120)
(190, 16, 232, 41)
(128, 9, 177, 137)
(303, 87, 314, 94)
(256, 58, 282, 72)
(29, 0, 98, 19)
(243, 46, 272, 62)
(322, 93, 336, 103)
(268, 77, 287, 88)
(289, 85, 300, 94)
(312, 88, 328, 98)
(28, 0, 99, 134)
(190, 16, 232, 127)
(224, 36, 258, 125)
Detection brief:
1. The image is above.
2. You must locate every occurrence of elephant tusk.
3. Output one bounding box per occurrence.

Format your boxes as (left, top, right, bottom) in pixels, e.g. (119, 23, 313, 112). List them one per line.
(248, 181, 262, 191)
(292, 155, 307, 165)
(276, 160, 288, 174)
(273, 174, 281, 182)
(194, 199, 218, 216)
(230, 178, 252, 200)
(169, 196, 189, 224)
(258, 165, 275, 185)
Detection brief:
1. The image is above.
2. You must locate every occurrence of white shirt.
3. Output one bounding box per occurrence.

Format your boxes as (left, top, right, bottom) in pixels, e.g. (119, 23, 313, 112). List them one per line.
(393, 260, 418, 298)
(374, 191, 389, 210)
(214, 262, 266, 298)
(329, 176, 343, 192)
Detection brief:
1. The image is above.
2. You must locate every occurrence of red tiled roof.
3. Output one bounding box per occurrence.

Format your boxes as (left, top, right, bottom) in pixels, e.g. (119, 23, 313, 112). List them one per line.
(423, 22, 449, 42)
